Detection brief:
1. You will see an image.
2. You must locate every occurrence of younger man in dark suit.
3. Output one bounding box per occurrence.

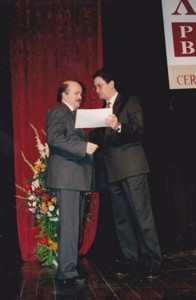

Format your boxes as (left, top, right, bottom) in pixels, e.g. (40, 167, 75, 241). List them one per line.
(90, 69, 162, 279)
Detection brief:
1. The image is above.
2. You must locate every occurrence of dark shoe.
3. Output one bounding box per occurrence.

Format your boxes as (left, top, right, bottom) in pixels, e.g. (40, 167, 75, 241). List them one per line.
(56, 278, 74, 288)
(112, 258, 136, 277)
(73, 276, 88, 286)
(146, 268, 161, 279)
(56, 276, 87, 288)
(137, 261, 161, 280)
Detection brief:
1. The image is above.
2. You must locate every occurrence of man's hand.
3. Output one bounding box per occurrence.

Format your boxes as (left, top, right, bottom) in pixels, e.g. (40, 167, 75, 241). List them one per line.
(86, 142, 99, 154)
(105, 114, 119, 130)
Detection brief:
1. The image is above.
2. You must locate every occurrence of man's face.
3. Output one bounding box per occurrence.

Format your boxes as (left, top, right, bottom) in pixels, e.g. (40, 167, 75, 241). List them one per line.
(94, 76, 111, 100)
(63, 82, 82, 109)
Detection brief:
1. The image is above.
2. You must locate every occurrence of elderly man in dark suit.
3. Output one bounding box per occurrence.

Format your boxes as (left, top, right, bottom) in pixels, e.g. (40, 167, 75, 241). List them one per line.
(90, 69, 162, 279)
(46, 80, 98, 287)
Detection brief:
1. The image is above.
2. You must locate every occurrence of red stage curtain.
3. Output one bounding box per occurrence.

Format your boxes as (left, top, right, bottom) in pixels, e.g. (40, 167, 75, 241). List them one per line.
(9, 0, 103, 262)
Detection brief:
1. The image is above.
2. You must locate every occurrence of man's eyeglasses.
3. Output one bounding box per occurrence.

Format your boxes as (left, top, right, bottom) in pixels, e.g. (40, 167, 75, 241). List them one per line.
(94, 83, 107, 90)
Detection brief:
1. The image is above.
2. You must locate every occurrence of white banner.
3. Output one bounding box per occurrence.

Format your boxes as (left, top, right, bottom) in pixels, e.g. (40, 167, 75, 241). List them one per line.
(161, 0, 196, 89)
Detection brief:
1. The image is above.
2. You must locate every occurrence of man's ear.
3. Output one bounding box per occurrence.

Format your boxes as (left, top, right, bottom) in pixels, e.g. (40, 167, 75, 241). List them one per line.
(109, 80, 115, 88)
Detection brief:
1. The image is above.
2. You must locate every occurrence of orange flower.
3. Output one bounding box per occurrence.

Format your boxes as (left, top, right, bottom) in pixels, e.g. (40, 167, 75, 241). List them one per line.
(47, 239, 58, 250)
(41, 202, 48, 212)
(51, 197, 57, 203)
(34, 163, 46, 173)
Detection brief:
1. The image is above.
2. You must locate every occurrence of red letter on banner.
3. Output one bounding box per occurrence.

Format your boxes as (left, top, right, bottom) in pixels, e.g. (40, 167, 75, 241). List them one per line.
(172, 0, 196, 15)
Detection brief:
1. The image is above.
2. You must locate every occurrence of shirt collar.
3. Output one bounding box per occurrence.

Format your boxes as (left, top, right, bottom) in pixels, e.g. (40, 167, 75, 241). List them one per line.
(63, 101, 75, 112)
(108, 92, 118, 107)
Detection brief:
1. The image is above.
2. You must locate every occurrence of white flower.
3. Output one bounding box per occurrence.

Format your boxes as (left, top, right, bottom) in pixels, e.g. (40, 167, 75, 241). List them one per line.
(31, 179, 40, 189)
(29, 194, 37, 201)
(35, 158, 42, 165)
(56, 209, 59, 216)
(51, 217, 58, 222)
(44, 143, 49, 158)
(53, 259, 58, 268)
(36, 136, 49, 159)
(32, 201, 37, 207)
(37, 140, 45, 152)
(49, 205, 55, 211)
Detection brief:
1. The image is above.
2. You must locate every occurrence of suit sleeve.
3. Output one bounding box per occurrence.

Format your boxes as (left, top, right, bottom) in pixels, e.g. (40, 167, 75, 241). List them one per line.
(120, 95, 144, 139)
(105, 95, 144, 148)
(46, 107, 87, 159)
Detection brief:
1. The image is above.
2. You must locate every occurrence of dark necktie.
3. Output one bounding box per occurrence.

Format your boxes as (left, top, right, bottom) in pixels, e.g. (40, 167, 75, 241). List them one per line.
(106, 101, 111, 108)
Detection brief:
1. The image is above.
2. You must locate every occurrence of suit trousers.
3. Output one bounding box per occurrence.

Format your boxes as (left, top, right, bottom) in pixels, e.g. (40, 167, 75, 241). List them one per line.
(109, 174, 162, 268)
(54, 189, 86, 279)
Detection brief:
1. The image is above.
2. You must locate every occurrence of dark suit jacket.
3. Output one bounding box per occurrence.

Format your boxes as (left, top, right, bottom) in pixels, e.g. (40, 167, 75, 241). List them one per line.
(46, 103, 93, 191)
(90, 93, 149, 184)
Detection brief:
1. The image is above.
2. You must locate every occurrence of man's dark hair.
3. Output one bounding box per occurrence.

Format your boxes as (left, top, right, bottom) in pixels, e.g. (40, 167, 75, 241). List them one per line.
(56, 81, 86, 103)
(57, 83, 69, 103)
(92, 68, 114, 84)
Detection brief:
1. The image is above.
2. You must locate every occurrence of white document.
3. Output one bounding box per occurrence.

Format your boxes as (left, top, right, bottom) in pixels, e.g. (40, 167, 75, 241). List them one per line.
(75, 108, 112, 128)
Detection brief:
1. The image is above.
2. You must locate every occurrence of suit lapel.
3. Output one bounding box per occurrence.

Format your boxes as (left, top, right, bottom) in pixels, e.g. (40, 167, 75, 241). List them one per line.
(104, 94, 123, 142)
(59, 103, 75, 119)
(113, 94, 123, 115)
(59, 103, 86, 139)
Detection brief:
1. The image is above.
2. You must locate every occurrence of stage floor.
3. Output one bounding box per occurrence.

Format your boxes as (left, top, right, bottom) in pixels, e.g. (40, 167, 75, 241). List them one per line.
(0, 249, 196, 299)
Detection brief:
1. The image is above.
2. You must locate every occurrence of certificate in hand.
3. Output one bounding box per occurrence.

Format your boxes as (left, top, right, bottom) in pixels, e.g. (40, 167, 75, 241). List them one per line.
(75, 108, 112, 128)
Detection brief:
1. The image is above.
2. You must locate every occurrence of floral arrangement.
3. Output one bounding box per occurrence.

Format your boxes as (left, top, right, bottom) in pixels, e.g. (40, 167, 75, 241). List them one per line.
(16, 124, 93, 267)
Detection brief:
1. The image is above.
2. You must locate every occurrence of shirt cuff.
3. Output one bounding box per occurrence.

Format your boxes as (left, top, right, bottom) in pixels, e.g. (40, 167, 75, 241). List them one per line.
(116, 122, 121, 133)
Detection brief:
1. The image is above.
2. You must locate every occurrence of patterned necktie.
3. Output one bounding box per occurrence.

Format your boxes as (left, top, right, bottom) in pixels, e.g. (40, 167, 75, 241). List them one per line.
(106, 101, 111, 108)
